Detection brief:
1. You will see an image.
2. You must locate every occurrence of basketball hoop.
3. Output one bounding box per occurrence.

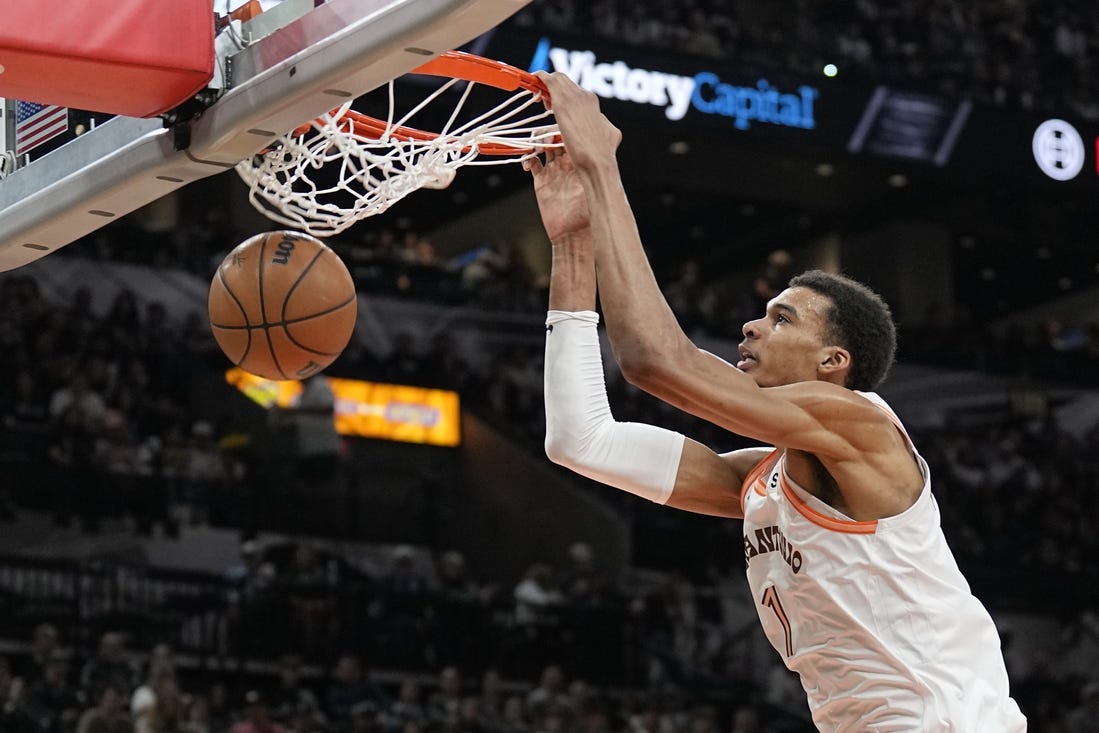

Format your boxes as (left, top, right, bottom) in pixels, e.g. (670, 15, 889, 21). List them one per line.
(235, 51, 561, 237)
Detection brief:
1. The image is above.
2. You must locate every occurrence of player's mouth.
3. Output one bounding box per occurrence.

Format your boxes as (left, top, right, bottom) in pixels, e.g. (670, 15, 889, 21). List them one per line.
(737, 345, 756, 370)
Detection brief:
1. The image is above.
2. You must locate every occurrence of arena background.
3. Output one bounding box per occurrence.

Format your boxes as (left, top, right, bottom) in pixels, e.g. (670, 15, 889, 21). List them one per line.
(0, 2, 1097, 732)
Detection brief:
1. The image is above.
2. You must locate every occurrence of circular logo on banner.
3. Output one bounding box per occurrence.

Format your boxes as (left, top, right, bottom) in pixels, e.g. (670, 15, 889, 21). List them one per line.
(1032, 119, 1085, 181)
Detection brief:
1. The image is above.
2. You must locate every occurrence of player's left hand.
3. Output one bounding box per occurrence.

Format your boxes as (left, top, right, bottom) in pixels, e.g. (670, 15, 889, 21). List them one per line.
(524, 143, 590, 242)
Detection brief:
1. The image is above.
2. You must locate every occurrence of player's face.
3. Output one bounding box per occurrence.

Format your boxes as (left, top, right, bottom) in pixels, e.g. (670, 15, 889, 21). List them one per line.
(737, 287, 835, 387)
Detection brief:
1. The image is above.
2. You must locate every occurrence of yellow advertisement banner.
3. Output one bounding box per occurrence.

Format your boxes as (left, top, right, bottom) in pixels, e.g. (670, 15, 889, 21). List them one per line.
(225, 368, 461, 447)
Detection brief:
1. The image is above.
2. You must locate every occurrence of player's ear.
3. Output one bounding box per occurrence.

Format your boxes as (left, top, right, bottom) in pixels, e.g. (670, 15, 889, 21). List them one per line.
(818, 347, 851, 378)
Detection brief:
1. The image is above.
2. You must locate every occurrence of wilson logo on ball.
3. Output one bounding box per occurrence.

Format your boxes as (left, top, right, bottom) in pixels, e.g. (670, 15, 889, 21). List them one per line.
(271, 236, 297, 265)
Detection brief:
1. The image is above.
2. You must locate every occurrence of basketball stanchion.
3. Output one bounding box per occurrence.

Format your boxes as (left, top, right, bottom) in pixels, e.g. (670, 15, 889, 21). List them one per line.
(234, 51, 562, 237)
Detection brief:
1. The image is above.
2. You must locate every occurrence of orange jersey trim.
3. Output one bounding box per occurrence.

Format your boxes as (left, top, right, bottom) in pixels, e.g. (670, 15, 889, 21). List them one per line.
(740, 449, 780, 512)
(857, 391, 913, 443)
(777, 471, 879, 534)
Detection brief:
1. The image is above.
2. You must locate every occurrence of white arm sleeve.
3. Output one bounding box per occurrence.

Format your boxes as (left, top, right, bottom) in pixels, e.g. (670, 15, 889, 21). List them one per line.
(544, 310, 685, 504)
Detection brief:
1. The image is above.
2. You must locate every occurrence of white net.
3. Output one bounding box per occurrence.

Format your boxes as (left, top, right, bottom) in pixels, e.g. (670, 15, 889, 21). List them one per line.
(235, 71, 560, 237)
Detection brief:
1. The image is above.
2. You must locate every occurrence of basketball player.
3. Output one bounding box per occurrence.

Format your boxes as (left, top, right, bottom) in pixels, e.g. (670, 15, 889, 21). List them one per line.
(529, 71, 1026, 731)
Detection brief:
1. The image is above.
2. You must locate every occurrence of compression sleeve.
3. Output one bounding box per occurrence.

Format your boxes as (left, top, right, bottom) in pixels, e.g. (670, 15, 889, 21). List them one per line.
(543, 310, 685, 504)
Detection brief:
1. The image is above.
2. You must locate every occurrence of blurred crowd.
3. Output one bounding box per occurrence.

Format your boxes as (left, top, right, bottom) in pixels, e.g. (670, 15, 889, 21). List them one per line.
(6, 221, 1099, 598)
(514, 0, 1099, 120)
(0, 627, 786, 733)
(0, 536, 822, 733)
(2, 230, 1099, 729)
(0, 539, 1096, 733)
(79, 208, 1099, 391)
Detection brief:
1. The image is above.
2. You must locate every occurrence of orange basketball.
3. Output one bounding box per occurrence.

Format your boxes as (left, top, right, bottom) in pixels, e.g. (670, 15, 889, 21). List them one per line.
(208, 231, 357, 381)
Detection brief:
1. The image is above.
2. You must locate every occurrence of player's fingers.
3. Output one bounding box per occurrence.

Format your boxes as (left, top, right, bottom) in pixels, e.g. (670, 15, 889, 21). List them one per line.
(534, 70, 576, 99)
(532, 125, 557, 145)
(542, 137, 564, 165)
(522, 155, 544, 175)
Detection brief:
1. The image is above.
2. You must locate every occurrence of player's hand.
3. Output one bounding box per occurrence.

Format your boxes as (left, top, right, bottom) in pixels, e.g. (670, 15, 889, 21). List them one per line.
(534, 71, 622, 172)
(523, 143, 590, 242)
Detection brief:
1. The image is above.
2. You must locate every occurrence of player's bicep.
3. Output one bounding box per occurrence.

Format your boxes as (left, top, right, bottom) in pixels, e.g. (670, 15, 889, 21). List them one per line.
(664, 442, 768, 519)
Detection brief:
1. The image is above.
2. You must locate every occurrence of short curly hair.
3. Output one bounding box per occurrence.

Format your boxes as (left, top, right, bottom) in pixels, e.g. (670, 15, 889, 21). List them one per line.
(788, 270, 896, 391)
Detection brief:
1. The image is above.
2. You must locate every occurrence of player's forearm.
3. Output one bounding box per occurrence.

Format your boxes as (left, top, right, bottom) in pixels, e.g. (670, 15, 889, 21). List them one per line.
(579, 161, 689, 378)
(543, 311, 683, 506)
(547, 229, 596, 312)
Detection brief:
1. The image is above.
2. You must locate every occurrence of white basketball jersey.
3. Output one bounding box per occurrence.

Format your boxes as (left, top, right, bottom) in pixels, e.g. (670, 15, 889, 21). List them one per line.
(740, 392, 1026, 732)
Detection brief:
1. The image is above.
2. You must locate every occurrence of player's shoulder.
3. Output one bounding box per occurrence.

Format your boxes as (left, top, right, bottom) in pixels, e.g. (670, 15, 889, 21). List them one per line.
(769, 384, 903, 458)
(767, 380, 890, 415)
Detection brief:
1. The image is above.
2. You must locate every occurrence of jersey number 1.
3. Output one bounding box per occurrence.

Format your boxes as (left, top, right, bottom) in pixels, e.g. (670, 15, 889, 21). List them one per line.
(762, 585, 793, 657)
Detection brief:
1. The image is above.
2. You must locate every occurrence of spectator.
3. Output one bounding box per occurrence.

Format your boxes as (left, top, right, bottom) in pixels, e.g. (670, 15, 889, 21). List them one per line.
(326, 655, 387, 724)
(380, 333, 428, 387)
(433, 550, 487, 666)
(378, 547, 431, 666)
(496, 696, 531, 733)
(1065, 680, 1099, 733)
(27, 654, 82, 733)
(80, 633, 140, 699)
(180, 694, 213, 733)
(478, 668, 505, 728)
(183, 420, 227, 518)
(134, 675, 184, 733)
(0, 657, 38, 733)
(225, 540, 270, 602)
(206, 686, 235, 733)
(627, 702, 672, 733)
(729, 707, 765, 733)
(131, 647, 176, 720)
(455, 696, 490, 733)
(284, 698, 326, 733)
(77, 684, 134, 733)
(514, 565, 564, 626)
(383, 676, 426, 731)
(231, 691, 287, 733)
(420, 333, 476, 393)
(427, 666, 463, 727)
(565, 680, 592, 722)
(763, 663, 803, 710)
(19, 623, 61, 685)
(524, 666, 568, 720)
(3, 369, 50, 433)
(275, 375, 340, 487)
(49, 372, 107, 427)
(285, 543, 338, 656)
(269, 655, 322, 726)
(349, 701, 383, 733)
(1014, 651, 1068, 727)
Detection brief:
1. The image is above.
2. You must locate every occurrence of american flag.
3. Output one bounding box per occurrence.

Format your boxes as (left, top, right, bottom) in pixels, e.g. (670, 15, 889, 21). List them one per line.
(16, 101, 68, 156)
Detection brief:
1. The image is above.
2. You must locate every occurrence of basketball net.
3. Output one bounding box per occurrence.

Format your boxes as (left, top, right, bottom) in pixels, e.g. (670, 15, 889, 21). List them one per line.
(235, 51, 561, 237)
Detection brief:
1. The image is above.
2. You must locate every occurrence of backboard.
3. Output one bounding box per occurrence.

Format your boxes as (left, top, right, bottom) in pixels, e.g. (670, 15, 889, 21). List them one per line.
(0, 0, 532, 272)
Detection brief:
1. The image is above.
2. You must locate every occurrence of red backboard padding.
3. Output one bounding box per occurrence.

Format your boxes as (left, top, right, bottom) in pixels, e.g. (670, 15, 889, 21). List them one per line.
(0, 0, 214, 118)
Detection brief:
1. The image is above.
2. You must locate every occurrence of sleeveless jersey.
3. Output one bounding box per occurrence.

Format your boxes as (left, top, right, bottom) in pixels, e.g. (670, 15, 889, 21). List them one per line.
(740, 392, 1026, 732)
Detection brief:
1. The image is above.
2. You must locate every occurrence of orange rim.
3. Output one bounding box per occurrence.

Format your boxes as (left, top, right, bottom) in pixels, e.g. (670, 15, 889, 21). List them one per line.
(291, 50, 553, 155)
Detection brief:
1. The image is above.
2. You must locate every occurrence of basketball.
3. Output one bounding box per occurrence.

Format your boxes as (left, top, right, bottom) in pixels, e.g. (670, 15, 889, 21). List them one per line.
(208, 231, 357, 381)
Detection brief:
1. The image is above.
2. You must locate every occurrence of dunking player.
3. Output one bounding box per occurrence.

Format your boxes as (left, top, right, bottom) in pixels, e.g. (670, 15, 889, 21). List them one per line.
(529, 71, 1026, 731)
